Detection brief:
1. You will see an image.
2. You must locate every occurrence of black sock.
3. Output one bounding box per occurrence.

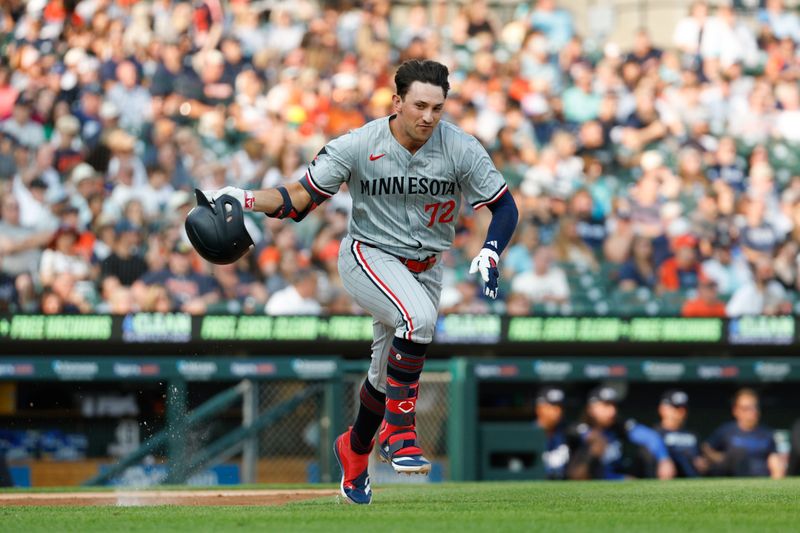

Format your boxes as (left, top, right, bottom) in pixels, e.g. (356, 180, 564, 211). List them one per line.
(350, 378, 385, 454)
(387, 337, 427, 383)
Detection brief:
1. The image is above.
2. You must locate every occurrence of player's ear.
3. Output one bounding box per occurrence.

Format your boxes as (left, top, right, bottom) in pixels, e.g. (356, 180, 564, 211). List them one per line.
(392, 94, 402, 113)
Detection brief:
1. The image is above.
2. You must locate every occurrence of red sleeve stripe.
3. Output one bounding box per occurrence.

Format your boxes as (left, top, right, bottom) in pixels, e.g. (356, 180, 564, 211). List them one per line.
(472, 184, 509, 210)
(304, 169, 334, 198)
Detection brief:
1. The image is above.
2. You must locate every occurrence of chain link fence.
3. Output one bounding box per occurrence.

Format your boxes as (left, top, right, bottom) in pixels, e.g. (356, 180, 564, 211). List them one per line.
(342, 371, 452, 481)
(248, 371, 452, 483)
(254, 380, 325, 483)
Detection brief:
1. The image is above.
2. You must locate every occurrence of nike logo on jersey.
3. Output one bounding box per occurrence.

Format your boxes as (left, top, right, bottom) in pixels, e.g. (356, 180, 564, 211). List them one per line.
(369, 153, 386, 161)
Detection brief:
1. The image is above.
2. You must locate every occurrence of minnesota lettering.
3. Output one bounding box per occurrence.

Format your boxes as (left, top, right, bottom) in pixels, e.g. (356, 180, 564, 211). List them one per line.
(360, 176, 457, 196)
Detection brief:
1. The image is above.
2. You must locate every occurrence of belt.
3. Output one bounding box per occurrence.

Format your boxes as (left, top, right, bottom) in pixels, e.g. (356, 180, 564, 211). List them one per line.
(359, 241, 437, 273)
(397, 254, 437, 274)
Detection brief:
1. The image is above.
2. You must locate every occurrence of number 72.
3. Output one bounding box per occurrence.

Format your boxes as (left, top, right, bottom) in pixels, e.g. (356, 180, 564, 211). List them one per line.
(424, 200, 456, 227)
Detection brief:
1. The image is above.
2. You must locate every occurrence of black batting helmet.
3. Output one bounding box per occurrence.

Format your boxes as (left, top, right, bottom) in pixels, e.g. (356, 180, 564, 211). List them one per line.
(185, 189, 254, 265)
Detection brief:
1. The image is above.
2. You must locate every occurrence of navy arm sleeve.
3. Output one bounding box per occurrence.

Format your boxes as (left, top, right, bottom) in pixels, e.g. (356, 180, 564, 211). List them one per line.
(484, 190, 518, 255)
(627, 423, 670, 461)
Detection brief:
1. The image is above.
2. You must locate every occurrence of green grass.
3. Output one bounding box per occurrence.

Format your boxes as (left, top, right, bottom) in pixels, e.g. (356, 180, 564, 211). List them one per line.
(2, 479, 799, 532)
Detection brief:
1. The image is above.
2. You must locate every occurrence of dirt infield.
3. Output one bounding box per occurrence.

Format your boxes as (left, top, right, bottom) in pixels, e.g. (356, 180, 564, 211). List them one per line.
(0, 489, 340, 506)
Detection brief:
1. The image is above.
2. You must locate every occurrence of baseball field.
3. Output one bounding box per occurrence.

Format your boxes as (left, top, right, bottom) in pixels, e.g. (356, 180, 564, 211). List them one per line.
(1, 479, 798, 532)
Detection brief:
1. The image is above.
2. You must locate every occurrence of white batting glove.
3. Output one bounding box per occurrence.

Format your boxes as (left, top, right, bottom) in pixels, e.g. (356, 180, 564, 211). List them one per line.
(469, 247, 500, 299)
(202, 186, 255, 211)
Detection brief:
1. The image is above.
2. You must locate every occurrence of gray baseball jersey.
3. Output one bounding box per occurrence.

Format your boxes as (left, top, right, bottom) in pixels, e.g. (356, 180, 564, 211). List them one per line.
(299, 115, 508, 388)
(299, 116, 508, 260)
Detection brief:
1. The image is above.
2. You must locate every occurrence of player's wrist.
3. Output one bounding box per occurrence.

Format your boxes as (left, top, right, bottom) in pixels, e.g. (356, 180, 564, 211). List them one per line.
(241, 189, 255, 211)
(480, 246, 499, 262)
(482, 241, 499, 255)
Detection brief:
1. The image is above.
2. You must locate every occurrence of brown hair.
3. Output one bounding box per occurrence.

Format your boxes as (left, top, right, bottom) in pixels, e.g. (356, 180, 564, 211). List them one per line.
(394, 60, 450, 99)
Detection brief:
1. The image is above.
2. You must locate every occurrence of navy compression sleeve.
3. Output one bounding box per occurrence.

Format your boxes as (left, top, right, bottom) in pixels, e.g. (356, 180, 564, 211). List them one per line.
(628, 423, 670, 461)
(483, 190, 518, 254)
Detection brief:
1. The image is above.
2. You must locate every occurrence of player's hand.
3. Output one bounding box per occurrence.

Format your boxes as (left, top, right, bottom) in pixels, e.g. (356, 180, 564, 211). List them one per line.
(586, 431, 607, 458)
(469, 247, 500, 299)
(657, 458, 676, 480)
(693, 455, 710, 474)
(202, 186, 255, 211)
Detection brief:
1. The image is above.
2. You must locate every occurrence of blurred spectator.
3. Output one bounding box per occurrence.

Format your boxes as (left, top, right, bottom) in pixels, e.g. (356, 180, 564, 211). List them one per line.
(0, 65, 18, 120)
(773, 240, 799, 289)
(701, 233, 751, 297)
(681, 277, 727, 317)
(628, 155, 667, 239)
(261, 144, 306, 189)
(571, 189, 607, 253)
(0, 196, 51, 277)
(503, 223, 539, 279)
(562, 64, 601, 124)
(506, 292, 532, 316)
(655, 390, 708, 478)
(510, 246, 569, 304)
(265, 268, 321, 315)
(707, 137, 746, 193)
(39, 226, 91, 287)
(441, 279, 491, 314)
(703, 388, 786, 478)
(566, 386, 675, 480)
(626, 29, 662, 72)
(139, 166, 175, 219)
(737, 197, 780, 262)
(42, 273, 91, 314)
(701, 4, 759, 70)
(133, 241, 220, 314)
(773, 82, 800, 143)
(535, 386, 569, 480)
(726, 257, 791, 316)
(99, 221, 147, 286)
(758, 0, 800, 43)
(603, 207, 636, 264)
(553, 215, 599, 272)
(618, 236, 656, 291)
(212, 262, 268, 315)
(528, 0, 574, 53)
(658, 234, 703, 293)
(673, 1, 709, 60)
(106, 61, 152, 134)
(1, 96, 44, 148)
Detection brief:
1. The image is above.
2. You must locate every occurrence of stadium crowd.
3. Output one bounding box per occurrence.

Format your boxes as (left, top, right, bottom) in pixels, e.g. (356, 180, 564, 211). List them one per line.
(3, 0, 800, 317)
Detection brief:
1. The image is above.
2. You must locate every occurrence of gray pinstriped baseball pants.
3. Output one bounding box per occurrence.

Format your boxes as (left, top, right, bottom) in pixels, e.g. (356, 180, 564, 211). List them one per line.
(338, 235, 443, 392)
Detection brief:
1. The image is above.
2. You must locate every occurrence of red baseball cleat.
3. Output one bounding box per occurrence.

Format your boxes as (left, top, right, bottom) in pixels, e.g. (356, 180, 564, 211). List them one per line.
(333, 428, 372, 504)
(378, 419, 431, 475)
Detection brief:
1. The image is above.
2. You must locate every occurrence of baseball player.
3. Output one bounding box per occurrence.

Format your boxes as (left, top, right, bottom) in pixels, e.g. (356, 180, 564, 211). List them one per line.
(566, 386, 675, 480)
(535, 386, 570, 480)
(702, 388, 785, 478)
(654, 389, 707, 478)
(202, 60, 518, 504)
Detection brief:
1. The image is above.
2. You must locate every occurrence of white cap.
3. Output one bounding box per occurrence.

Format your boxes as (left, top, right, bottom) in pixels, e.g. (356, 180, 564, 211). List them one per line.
(71, 162, 97, 184)
(640, 150, 664, 172)
(64, 48, 87, 68)
(168, 190, 192, 211)
(99, 101, 120, 119)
